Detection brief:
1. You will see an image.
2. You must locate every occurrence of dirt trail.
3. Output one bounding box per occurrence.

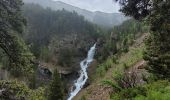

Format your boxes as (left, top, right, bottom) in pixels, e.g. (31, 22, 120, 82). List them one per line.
(74, 60, 146, 100)
(74, 33, 148, 100)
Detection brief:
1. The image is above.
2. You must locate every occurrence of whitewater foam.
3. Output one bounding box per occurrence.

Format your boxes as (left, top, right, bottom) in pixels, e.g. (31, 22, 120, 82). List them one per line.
(67, 43, 96, 100)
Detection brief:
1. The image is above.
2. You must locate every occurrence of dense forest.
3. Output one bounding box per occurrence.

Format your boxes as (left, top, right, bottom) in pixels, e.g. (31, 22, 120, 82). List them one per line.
(96, 19, 148, 63)
(22, 4, 101, 60)
(0, 0, 169, 100)
(99, 0, 170, 100)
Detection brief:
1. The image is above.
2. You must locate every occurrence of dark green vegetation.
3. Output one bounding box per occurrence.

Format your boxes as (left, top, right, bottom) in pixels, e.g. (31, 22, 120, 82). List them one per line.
(0, 0, 34, 77)
(96, 19, 147, 63)
(23, 4, 100, 46)
(102, 0, 170, 99)
(111, 80, 170, 100)
(23, 0, 128, 28)
(0, 0, 104, 99)
(0, 80, 46, 100)
(115, 0, 170, 80)
(0, 0, 63, 99)
(22, 4, 102, 68)
(144, 1, 170, 79)
(0, 0, 148, 99)
(48, 69, 64, 100)
(115, 0, 170, 79)
(0, 0, 169, 99)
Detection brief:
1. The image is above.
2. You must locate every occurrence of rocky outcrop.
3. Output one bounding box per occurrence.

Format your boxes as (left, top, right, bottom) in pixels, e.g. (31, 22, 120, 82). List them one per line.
(48, 33, 96, 74)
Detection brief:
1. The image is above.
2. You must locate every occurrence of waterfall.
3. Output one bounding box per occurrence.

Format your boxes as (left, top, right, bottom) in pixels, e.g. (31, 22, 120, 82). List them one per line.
(67, 43, 96, 100)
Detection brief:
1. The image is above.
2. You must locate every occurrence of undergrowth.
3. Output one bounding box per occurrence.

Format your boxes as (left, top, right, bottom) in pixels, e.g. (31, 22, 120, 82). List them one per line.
(96, 45, 144, 78)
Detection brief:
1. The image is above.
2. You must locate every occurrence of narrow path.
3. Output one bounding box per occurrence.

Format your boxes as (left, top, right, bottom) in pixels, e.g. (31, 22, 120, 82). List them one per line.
(74, 33, 148, 100)
(74, 60, 146, 100)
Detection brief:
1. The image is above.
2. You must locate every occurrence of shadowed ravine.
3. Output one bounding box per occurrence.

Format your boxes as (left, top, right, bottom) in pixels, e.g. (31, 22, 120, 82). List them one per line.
(67, 43, 96, 100)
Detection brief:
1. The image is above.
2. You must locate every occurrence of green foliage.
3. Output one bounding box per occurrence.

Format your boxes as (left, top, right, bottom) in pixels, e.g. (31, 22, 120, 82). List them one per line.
(80, 95, 87, 100)
(0, 80, 46, 100)
(135, 81, 170, 100)
(143, 1, 170, 79)
(0, 0, 35, 77)
(39, 46, 50, 62)
(8, 33, 35, 77)
(111, 80, 170, 100)
(116, 0, 170, 80)
(113, 19, 147, 51)
(48, 69, 64, 100)
(102, 80, 122, 92)
(96, 44, 144, 78)
(58, 47, 76, 67)
(0, 80, 30, 100)
(29, 87, 47, 100)
(104, 68, 141, 97)
(114, 0, 151, 20)
(0, 49, 9, 69)
(97, 19, 147, 63)
(0, 0, 26, 33)
(111, 86, 146, 100)
(22, 4, 101, 59)
(98, 40, 117, 61)
(96, 57, 115, 77)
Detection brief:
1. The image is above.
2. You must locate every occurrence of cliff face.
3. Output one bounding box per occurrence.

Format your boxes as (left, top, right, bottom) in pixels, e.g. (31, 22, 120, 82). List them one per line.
(22, 3, 99, 75)
(48, 33, 96, 73)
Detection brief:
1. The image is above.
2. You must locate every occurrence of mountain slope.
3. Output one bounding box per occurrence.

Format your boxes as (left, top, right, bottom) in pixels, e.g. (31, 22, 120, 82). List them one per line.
(74, 33, 148, 100)
(23, 0, 128, 28)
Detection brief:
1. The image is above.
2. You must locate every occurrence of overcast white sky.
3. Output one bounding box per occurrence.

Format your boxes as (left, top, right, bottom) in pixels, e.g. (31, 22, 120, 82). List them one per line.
(53, 0, 120, 13)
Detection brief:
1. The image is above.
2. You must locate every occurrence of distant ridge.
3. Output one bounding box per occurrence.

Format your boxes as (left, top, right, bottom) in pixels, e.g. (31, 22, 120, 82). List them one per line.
(23, 0, 129, 28)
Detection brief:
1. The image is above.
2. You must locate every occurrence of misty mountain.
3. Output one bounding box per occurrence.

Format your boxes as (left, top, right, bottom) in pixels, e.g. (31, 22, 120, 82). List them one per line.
(23, 0, 128, 28)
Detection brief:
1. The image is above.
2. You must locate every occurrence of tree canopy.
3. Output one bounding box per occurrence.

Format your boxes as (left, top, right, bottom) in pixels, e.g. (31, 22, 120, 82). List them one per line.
(114, 0, 151, 20)
(115, 0, 170, 79)
(0, 0, 34, 77)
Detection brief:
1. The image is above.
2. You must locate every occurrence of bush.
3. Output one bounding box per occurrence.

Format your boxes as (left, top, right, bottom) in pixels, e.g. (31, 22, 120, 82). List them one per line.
(0, 80, 30, 100)
(111, 80, 170, 100)
(111, 87, 146, 100)
(96, 57, 114, 77)
(0, 80, 46, 100)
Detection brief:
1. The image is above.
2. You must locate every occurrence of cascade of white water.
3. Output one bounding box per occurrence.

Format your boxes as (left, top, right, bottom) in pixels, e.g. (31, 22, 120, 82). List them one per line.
(67, 43, 96, 100)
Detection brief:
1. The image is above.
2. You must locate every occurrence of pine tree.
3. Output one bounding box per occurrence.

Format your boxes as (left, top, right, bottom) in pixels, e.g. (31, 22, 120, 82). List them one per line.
(0, 0, 34, 77)
(114, 0, 170, 79)
(48, 69, 64, 100)
(144, 0, 170, 79)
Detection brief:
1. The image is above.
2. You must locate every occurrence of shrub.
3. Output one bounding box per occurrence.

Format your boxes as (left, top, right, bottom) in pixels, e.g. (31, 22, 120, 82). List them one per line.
(58, 47, 76, 67)
(111, 86, 146, 100)
(110, 80, 170, 100)
(0, 80, 46, 100)
(0, 80, 30, 100)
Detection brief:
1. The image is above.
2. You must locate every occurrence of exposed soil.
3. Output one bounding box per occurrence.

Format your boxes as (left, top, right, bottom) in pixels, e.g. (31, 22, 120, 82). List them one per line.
(73, 33, 148, 100)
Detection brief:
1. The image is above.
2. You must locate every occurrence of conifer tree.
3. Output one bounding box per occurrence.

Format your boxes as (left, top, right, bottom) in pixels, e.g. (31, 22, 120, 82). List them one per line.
(0, 0, 34, 77)
(114, 0, 170, 79)
(48, 69, 64, 100)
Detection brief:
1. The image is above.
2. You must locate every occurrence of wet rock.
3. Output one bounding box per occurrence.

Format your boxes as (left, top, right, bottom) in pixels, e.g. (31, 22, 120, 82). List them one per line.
(38, 66, 52, 78)
(83, 79, 90, 88)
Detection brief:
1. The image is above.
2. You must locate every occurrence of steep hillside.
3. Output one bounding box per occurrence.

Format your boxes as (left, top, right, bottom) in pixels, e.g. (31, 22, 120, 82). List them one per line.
(23, 0, 128, 28)
(22, 3, 101, 73)
(74, 33, 148, 100)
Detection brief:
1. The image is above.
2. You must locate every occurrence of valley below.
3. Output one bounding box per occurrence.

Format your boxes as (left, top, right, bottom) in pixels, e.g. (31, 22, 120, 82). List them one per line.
(1, 0, 169, 100)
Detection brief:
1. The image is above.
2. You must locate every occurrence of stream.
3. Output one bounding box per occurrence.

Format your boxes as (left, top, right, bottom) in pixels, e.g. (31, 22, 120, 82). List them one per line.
(67, 43, 96, 100)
